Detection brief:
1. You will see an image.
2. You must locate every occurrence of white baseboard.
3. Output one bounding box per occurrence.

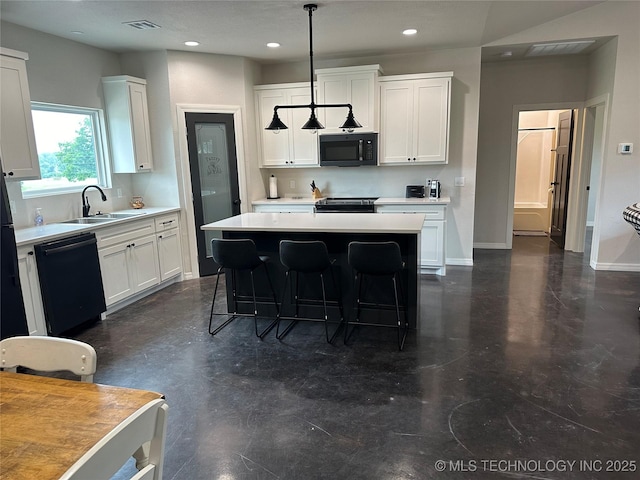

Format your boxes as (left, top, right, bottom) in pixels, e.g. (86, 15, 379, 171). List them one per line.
(446, 257, 473, 267)
(473, 242, 509, 249)
(589, 261, 640, 272)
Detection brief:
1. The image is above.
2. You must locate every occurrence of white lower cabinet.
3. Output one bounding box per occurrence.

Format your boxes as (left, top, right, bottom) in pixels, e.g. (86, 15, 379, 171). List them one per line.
(97, 214, 182, 308)
(17, 246, 46, 335)
(98, 231, 160, 306)
(155, 214, 182, 281)
(376, 203, 446, 275)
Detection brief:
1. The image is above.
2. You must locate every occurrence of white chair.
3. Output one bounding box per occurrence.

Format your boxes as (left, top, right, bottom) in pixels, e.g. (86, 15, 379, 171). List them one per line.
(0, 336, 97, 382)
(60, 399, 169, 480)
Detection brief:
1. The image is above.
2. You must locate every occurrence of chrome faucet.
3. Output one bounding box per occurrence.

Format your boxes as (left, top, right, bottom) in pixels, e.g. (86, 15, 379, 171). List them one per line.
(81, 185, 107, 217)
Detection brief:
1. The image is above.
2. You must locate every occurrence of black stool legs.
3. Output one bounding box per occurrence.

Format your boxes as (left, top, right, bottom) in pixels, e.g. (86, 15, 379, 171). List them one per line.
(208, 239, 279, 339)
(275, 240, 344, 344)
(345, 241, 409, 351)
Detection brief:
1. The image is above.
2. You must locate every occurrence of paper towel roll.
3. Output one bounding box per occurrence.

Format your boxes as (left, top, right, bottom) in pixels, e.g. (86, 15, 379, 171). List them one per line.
(269, 175, 278, 198)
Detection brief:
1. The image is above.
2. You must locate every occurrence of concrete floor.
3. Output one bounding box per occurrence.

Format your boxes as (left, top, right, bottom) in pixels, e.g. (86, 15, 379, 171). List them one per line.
(75, 234, 640, 479)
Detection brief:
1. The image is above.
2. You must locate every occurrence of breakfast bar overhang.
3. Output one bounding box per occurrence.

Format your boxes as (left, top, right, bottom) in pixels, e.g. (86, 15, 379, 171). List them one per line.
(201, 212, 425, 329)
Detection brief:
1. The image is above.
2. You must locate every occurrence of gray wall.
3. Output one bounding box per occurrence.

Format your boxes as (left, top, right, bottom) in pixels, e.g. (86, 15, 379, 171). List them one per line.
(482, 1, 639, 270)
(0, 21, 132, 228)
(474, 56, 588, 247)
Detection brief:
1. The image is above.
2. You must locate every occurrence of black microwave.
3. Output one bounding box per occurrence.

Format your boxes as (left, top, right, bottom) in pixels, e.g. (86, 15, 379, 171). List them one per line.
(319, 133, 378, 167)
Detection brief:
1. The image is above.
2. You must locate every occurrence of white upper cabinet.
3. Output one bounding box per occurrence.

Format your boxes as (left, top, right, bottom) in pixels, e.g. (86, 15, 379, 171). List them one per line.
(102, 75, 153, 173)
(316, 65, 381, 133)
(0, 48, 40, 180)
(255, 83, 318, 167)
(379, 73, 452, 165)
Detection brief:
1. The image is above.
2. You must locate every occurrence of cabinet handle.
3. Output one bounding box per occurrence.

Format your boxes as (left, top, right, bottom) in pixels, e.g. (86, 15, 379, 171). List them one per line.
(131, 243, 135, 247)
(139, 165, 144, 169)
(7, 171, 14, 176)
(158, 235, 163, 239)
(27, 251, 34, 255)
(161, 220, 173, 225)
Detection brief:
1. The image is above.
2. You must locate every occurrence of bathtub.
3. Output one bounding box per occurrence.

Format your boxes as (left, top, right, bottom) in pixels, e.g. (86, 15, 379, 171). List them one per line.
(513, 202, 550, 233)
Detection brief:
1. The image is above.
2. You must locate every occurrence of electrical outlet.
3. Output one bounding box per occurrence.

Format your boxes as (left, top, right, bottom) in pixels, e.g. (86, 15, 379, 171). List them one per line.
(117, 188, 123, 198)
(454, 177, 465, 187)
(289, 180, 296, 189)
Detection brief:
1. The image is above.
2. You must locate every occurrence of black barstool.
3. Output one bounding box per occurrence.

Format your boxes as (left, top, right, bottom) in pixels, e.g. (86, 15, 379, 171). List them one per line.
(346, 241, 408, 351)
(276, 240, 344, 343)
(209, 238, 279, 339)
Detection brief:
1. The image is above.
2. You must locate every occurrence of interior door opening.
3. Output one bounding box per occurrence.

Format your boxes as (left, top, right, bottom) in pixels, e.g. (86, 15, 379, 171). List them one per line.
(513, 110, 566, 238)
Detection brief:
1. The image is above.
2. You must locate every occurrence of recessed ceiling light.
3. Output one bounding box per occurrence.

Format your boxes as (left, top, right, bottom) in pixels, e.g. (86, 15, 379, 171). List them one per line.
(267, 42, 281, 48)
(500, 51, 513, 57)
(71, 31, 84, 35)
(403, 29, 417, 36)
(184, 41, 200, 47)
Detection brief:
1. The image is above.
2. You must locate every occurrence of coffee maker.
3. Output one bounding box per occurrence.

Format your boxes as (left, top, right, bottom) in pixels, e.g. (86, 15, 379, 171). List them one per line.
(426, 179, 441, 199)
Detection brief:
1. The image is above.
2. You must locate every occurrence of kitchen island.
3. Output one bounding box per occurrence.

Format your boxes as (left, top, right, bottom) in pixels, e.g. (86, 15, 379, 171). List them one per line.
(201, 212, 425, 329)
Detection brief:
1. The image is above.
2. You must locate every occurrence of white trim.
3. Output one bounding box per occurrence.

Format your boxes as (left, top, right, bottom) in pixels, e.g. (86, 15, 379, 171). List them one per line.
(175, 104, 247, 278)
(378, 71, 453, 82)
(473, 242, 508, 249)
(446, 257, 474, 266)
(21, 103, 112, 197)
(508, 102, 584, 250)
(583, 95, 609, 269)
(590, 261, 640, 272)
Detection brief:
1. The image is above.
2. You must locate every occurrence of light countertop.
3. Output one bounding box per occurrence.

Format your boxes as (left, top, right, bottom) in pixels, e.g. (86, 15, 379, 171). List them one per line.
(252, 197, 320, 205)
(251, 196, 450, 205)
(202, 212, 425, 234)
(15, 207, 180, 246)
(374, 196, 451, 205)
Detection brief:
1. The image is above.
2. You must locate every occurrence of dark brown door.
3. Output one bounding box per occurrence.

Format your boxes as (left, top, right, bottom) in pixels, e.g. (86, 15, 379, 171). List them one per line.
(549, 110, 574, 248)
(185, 113, 241, 276)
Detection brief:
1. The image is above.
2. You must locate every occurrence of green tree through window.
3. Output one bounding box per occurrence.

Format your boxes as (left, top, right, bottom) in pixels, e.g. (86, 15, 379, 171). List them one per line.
(21, 103, 109, 196)
(56, 117, 98, 181)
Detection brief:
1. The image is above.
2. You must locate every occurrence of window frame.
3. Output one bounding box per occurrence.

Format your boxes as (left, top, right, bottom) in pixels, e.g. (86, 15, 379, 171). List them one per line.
(21, 102, 112, 198)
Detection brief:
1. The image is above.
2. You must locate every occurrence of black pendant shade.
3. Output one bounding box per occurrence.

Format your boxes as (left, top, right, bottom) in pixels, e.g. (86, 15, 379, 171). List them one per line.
(265, 4, 361, 132)
(301, 111, 324, 130)
(266, 111, 288, 130)
(340, 109, 362, 130)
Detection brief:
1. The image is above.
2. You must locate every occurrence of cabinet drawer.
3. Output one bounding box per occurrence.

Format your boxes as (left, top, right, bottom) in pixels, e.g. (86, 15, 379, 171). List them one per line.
(96, 219, 155, 249)
(154, 213, 179, 232)
(376, 204, 445, 220)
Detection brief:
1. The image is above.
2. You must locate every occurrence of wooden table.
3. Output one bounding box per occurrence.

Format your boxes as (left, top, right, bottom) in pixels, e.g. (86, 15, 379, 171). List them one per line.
(0, 371, 164, 480)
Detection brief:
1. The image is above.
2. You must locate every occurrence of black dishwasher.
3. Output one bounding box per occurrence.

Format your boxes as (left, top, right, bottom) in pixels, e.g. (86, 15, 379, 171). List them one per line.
(35, 233, 106, 335)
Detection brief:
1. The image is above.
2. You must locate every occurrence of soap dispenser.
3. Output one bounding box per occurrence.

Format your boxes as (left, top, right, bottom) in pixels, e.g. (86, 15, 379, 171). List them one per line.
(34, 208, 44, 226)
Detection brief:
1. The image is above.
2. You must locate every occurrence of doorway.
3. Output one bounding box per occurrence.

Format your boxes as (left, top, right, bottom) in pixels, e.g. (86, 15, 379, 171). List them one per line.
(185, 113, 241, 276)
(512, 110, 569, 243)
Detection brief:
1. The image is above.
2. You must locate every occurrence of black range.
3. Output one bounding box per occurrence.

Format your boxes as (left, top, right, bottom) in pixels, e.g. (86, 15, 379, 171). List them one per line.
(314, 197, 378, 213)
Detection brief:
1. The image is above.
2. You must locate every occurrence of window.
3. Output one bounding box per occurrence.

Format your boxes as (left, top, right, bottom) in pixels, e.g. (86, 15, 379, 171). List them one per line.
(21, 103, 110, 197)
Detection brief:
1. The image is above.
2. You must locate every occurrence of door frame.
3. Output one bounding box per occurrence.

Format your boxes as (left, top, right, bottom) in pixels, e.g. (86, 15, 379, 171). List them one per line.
(506, 102, 584, 249)
(176, 104, 248, 278)
(571, 94, 608, 264)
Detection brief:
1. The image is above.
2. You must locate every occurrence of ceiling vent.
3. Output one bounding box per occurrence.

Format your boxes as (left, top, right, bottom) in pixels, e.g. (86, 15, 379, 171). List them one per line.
(123, 20, 161, 30)
(526, 40, 595, 57)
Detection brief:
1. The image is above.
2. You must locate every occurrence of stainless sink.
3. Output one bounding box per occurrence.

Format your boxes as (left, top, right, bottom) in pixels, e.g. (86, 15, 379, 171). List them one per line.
(61, 217, 116, 224)
(94, 212, 145, 219)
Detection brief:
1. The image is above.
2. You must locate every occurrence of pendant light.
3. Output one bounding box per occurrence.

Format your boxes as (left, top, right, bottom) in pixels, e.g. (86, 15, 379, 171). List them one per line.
(265, 4, 362, 132)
